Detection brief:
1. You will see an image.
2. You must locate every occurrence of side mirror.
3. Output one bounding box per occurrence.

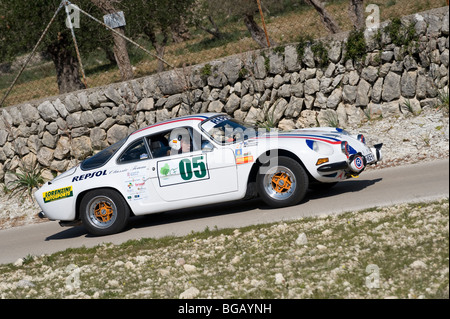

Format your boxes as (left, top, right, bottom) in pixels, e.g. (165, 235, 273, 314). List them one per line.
(201, 141, 214, 152)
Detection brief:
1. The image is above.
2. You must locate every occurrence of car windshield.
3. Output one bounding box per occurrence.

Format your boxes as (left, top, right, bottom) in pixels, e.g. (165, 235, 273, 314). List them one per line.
(80, 138, 127, 171)
(200, 115, 258, 144)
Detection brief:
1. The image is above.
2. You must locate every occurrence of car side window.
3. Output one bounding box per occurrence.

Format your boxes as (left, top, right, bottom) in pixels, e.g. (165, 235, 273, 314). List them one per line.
(148, 127, 199, 159)
(118, 138, 150, 164)
(148, 133, 171, 159)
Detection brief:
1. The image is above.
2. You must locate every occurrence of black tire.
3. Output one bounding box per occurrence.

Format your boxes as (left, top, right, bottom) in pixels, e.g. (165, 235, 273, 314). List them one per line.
(80, 189, 130, 236)
(257, 156, 309, 208)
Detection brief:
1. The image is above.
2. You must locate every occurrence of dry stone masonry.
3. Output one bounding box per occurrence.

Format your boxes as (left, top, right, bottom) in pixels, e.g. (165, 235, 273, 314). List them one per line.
(0, 7, 448, 182)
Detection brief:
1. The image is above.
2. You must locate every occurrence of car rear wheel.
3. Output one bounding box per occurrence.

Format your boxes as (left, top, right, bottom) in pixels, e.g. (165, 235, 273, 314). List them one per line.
(257, 156, 308, 208)
(80, 189, 130, 236)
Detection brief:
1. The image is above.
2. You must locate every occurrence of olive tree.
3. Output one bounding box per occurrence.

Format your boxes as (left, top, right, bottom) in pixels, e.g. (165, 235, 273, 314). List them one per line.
(0, 0, 109, 94)
(124, 0, 196, 73)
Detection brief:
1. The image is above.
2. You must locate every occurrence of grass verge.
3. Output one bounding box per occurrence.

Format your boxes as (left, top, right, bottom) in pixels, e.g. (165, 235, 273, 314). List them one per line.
(0, 198, 448, 299)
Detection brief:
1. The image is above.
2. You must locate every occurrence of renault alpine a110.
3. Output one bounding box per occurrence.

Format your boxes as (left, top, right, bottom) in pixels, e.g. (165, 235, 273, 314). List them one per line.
(35, 113, 382, 235)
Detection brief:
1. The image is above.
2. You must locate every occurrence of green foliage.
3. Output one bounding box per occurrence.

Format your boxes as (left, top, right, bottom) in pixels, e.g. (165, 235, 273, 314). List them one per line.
(403, 99, 414, 114)
(6, 164, 44, 201)
(296, 34, 313, 62)
(323, 111, 340, 128)
(296, 35, 329, 67)
(373, 28, 383, 49)
(238, 67, 249, 79)
(200, 63, 212, 78)
(273, 46, 285, 55)
(125, 0, 195, 46)
(437, 87, 449, 113)
(345, 29, 367, 62)
(384, 18, 418, 47)
(255, 106, 277, 130)
(259, 50, 271, 72)
(311, 41, 329, 67)
(0, 0, 107, 62)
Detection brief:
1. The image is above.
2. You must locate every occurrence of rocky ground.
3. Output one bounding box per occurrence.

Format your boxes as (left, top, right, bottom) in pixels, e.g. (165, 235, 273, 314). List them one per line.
(0, 199, 448, 299)
(0, 106, 448, 230)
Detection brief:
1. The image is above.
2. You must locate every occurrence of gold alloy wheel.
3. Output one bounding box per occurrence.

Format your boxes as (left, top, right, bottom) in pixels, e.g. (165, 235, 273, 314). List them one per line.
(94, 201, 114, 223)
(271, 172, 293, 193)
(86, 196, 118, 229)
(263, 166, 297, 201)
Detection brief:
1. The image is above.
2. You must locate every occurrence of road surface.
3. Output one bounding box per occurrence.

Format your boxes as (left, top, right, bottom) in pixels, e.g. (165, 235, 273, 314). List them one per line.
(0, 159, 448, 264)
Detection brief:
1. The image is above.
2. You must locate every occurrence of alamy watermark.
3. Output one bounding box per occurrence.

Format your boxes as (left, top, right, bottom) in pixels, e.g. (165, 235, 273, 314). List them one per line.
(365, 264, 380, 289)
(65, 3, 80, 29)
(366, 4, 381, 30)
(65, 264, 81, 290)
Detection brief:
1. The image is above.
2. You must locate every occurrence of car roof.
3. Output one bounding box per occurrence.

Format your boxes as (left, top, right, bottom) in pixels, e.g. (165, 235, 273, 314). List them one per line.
(130, 113, 221, 138)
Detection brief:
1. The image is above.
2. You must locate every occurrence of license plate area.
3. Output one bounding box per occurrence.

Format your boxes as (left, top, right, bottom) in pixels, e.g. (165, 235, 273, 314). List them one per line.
(365, 153, 376, 163)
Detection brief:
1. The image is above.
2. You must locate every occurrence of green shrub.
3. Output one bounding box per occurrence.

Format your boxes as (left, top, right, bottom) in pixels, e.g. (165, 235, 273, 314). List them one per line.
(438, 87, 449, 113)
(200, 63, 212, 78)
(296, 35, 314, 63)
(384, 18, 417, 47)
(7, 164, 44, 201)
(311, 41, 329, 67)
(345, 29, 367, 62)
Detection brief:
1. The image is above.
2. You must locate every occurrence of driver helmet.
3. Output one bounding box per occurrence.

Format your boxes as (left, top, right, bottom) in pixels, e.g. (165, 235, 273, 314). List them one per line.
(169, 128, 188, 151)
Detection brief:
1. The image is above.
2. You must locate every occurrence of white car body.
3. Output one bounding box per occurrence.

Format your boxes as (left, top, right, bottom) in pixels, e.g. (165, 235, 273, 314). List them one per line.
(35, 113, 382, 235)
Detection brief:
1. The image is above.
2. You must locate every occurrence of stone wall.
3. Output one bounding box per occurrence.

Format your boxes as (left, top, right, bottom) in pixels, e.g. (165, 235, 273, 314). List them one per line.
(0, 7, 448, 182)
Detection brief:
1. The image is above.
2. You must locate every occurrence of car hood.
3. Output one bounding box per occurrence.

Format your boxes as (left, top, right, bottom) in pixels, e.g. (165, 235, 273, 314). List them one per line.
(258, 127, 373, 156)
(259, 127, 351, 142)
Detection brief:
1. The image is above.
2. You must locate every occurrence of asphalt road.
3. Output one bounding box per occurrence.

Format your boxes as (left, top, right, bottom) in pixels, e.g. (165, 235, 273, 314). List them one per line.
(0, 159, 448, 265)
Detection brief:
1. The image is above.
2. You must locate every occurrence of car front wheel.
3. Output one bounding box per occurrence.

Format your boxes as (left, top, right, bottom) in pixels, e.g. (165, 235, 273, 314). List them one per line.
(257, 156, 308, 208)
(80, 189, 130, 236)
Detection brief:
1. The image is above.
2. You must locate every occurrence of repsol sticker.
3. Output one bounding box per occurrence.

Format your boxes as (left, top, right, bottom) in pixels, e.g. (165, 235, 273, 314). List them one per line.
(43, 186, 73, 203)
(72, 170, 107, 182)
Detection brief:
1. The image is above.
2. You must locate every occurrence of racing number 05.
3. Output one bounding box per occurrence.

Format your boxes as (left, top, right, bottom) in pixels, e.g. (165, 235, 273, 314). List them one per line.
(179, 156, 207, 181)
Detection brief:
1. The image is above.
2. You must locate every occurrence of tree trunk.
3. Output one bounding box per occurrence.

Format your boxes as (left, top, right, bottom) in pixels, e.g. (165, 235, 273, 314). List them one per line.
(196, 16, 224, 40)
(348, 0, 365, 30)
(111, 26, 134, 80)
(47, 37, 85, 94)
(91, 0, 134, 81)
(144, 27, 169, 73)
(305, 0, 341, 34)
(103, 45, 117, 65)
(243, 14, 276, 48)
(171, 19, 191, 43)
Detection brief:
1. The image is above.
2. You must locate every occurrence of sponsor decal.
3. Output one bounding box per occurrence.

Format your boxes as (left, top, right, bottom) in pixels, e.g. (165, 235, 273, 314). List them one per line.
(125, 175, 149, 201)
(72, 170, 107, 182)
(157, 155, 209, 187)
(160, 163, 171, 176)
(43, 186, 73, 203)
(235, 149, 254, 165)
(354, 156, 364, 170)
(236, 155, 254, 165)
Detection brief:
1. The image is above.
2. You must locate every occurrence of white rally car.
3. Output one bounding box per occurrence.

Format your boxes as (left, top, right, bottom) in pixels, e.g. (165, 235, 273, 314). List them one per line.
(35, 113, 382, 236)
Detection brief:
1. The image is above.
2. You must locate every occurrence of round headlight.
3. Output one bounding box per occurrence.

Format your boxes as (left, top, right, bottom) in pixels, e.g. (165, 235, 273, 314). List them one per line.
(357, 134, 366, 144)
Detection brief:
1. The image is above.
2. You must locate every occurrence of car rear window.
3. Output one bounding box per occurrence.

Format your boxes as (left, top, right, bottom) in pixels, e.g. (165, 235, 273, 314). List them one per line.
(80, 138, 127, 171)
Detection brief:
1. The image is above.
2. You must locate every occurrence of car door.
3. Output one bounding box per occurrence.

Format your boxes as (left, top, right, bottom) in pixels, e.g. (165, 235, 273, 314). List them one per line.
(148, 127, 238, 202)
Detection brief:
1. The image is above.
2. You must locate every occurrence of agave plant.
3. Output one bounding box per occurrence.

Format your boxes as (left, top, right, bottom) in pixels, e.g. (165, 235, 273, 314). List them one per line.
(255, 106, 277, 131)
(7, 164, 44, 202)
